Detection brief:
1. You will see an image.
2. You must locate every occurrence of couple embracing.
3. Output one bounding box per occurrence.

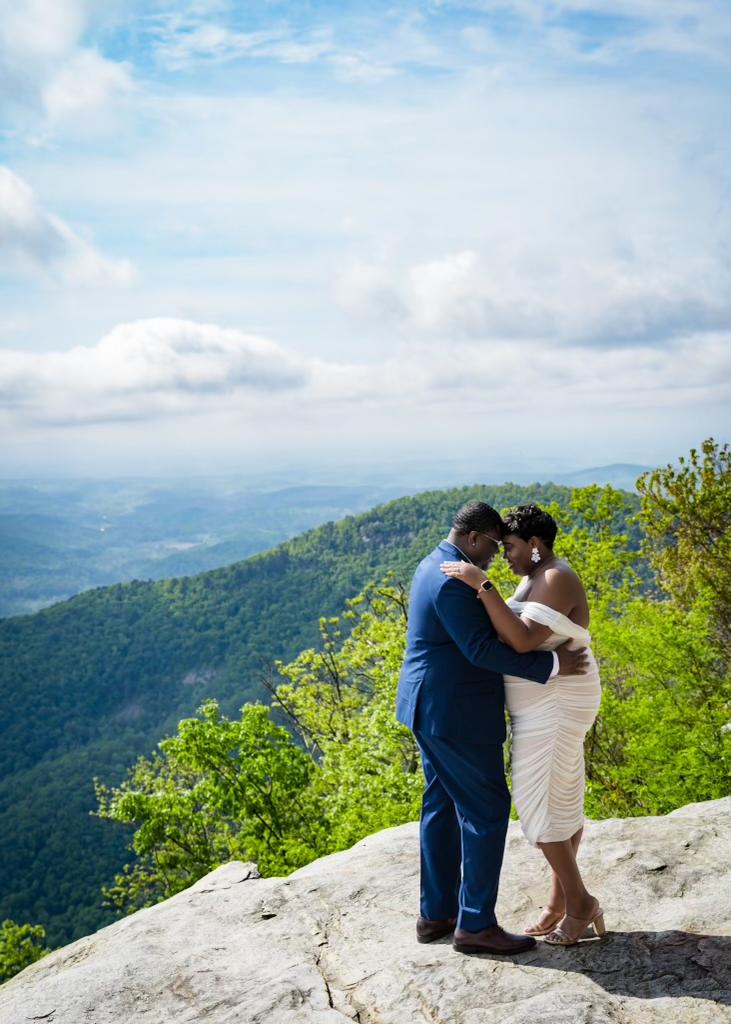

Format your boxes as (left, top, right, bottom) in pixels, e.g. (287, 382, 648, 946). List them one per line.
(396, 500, 604, 955)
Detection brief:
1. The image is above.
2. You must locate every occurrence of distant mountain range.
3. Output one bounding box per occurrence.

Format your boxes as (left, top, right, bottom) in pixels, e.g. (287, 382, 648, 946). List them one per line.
(547, 464, 652, 488)
(0, 480, 638, 947)
(0, 481, 406, 618)
(0, 465, 649, 619)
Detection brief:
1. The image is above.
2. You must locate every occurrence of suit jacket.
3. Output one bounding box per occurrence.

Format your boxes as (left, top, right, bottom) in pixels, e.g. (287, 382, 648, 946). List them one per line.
(396, 540, 554, 744)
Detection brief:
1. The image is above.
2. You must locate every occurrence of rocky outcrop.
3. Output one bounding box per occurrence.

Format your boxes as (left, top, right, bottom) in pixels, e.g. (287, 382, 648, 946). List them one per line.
(2, 798, 729, 1023)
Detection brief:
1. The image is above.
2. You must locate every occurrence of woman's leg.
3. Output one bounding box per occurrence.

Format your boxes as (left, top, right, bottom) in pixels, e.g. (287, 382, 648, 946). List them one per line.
(545, 826, 583, 910)
(537, 829, 596, 928)
(525, 826, 583, 932)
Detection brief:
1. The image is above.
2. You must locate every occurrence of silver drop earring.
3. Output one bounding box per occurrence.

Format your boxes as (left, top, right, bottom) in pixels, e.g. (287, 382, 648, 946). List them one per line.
(531, 546, 541, 564)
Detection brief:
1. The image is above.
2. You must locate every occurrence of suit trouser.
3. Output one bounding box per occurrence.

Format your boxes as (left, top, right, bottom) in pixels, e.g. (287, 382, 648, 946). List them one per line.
(414, 728, 511, 931)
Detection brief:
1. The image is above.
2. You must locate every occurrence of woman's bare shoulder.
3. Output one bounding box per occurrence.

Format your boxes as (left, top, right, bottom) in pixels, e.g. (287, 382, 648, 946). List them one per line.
(532, 561, 584, 600)
(545, 559, 580, 581)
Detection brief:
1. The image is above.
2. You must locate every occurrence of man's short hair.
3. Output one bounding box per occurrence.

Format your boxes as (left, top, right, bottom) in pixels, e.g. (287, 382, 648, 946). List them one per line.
(452, 500, 504, 536)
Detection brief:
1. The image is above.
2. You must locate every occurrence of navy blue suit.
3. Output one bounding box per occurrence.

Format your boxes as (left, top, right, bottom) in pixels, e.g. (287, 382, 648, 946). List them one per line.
(396, 540, 554, 930)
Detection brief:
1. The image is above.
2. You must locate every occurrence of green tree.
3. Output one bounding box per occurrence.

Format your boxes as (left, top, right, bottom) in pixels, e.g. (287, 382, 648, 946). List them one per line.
(93, 702, 326, 915)
(0, 919, 49, 984)
(271, 580, 423, 851)
(585, 597, 730, 817)
(637, 438, 731, 656)
(586, 444, 731, 814)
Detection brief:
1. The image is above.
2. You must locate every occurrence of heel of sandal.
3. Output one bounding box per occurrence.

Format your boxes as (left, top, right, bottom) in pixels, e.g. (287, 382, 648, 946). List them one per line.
(592, 912, 606, 936)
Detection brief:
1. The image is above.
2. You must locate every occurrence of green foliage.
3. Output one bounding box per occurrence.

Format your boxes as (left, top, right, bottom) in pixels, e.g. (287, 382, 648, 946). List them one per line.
(0, 919, 49, 984)
(94, 702, 326, 913)
(584, 439, 731, 815)
(585, 598, 730, 817)
(272, 581, 422, 851)
(94, 582, 421, 913)
(637, 438, 731, 656)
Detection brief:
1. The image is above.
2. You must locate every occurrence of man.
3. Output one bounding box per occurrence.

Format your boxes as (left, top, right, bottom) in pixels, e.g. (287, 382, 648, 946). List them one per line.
(396, 500, 588, 955)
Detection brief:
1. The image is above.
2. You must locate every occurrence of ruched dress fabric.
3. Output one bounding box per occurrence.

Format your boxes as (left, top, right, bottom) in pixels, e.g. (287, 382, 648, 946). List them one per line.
(503, 598, 602, 846)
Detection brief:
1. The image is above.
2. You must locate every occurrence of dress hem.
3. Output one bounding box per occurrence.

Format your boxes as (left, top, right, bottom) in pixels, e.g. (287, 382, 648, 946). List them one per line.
(523, 815, 586, 847)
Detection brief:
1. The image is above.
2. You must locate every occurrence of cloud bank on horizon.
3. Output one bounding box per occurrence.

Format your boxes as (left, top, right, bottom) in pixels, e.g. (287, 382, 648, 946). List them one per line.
(1, 0, 729, 475)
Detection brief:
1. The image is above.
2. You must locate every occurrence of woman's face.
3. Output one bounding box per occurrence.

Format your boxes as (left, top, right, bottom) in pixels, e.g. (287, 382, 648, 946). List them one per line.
(502, 534, 532, 575)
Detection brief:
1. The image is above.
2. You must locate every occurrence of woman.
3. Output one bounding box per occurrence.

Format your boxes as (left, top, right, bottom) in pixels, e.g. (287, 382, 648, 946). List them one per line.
(440, 503, 604, 946)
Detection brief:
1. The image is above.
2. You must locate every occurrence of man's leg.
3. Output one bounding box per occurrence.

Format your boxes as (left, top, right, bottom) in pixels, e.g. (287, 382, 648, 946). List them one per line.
(416, 731, 511, 931)
(415, 736, 461, 921)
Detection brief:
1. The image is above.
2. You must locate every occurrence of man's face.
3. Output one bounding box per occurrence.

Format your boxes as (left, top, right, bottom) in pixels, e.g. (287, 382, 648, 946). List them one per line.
(470, 530, 503, 570)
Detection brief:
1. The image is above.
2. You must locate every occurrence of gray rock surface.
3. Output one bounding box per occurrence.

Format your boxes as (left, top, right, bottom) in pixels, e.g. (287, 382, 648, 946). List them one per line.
(2, 799, 730, 1024)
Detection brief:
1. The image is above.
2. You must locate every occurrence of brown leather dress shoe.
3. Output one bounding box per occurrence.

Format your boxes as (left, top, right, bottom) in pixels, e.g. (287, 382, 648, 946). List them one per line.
(416, 916, 458, 943)
(453, 924, 537, 955)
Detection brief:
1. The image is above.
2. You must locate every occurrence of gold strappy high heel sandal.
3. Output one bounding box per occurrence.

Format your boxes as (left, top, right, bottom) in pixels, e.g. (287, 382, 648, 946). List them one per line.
(524, 907, 564, 936)
(544, 901, 606, 946)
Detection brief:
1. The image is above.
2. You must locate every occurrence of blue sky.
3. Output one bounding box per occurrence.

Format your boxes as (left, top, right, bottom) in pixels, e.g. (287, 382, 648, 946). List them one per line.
(1, 0, 729, 477)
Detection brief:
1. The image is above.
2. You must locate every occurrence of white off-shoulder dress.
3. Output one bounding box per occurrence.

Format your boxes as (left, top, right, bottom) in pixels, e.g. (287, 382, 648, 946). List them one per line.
(503, 598, 602, 846)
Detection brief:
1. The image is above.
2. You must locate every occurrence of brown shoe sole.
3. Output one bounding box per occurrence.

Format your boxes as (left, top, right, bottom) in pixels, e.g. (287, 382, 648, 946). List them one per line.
(453, 938, 536, 955)
(417, 925, 456, 943)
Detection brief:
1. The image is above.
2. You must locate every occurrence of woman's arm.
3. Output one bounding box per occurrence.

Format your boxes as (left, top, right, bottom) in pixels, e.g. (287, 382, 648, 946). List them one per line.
(439, 562, 575, 653)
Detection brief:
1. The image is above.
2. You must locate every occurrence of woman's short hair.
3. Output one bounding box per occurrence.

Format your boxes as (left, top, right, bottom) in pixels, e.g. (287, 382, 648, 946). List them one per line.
(502, 504, 558, 548)
(452, 500, 504, 536)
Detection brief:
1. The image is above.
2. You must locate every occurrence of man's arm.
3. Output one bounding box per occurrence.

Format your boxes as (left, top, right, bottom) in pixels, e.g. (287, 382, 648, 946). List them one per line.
(436, 577, 554, 684)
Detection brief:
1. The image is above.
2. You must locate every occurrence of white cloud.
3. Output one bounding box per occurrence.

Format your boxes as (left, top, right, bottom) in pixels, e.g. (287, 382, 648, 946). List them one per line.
(43, 49, 133, 120)
(0, 318, 309, 425)
(337, 247, 731, 346)
(2, 316, 728, 436)
(145, 10, 418, 81)
(328, 53, 397, 84)
(413, 333, 731, 411)
(153, 23, 285, 69)
(0, 166, 136, 285)
(335, 262, 407, 321)
(140, 0, 731, 90)
(0, 0, 85, 59)
(0, 0, 132, 124)
(149, 14, 335, 71)
(446, 0, 731, 66)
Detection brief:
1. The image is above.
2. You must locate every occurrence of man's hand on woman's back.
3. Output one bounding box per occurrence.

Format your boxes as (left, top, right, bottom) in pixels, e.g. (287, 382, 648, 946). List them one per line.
(556, 644, 589, 676)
